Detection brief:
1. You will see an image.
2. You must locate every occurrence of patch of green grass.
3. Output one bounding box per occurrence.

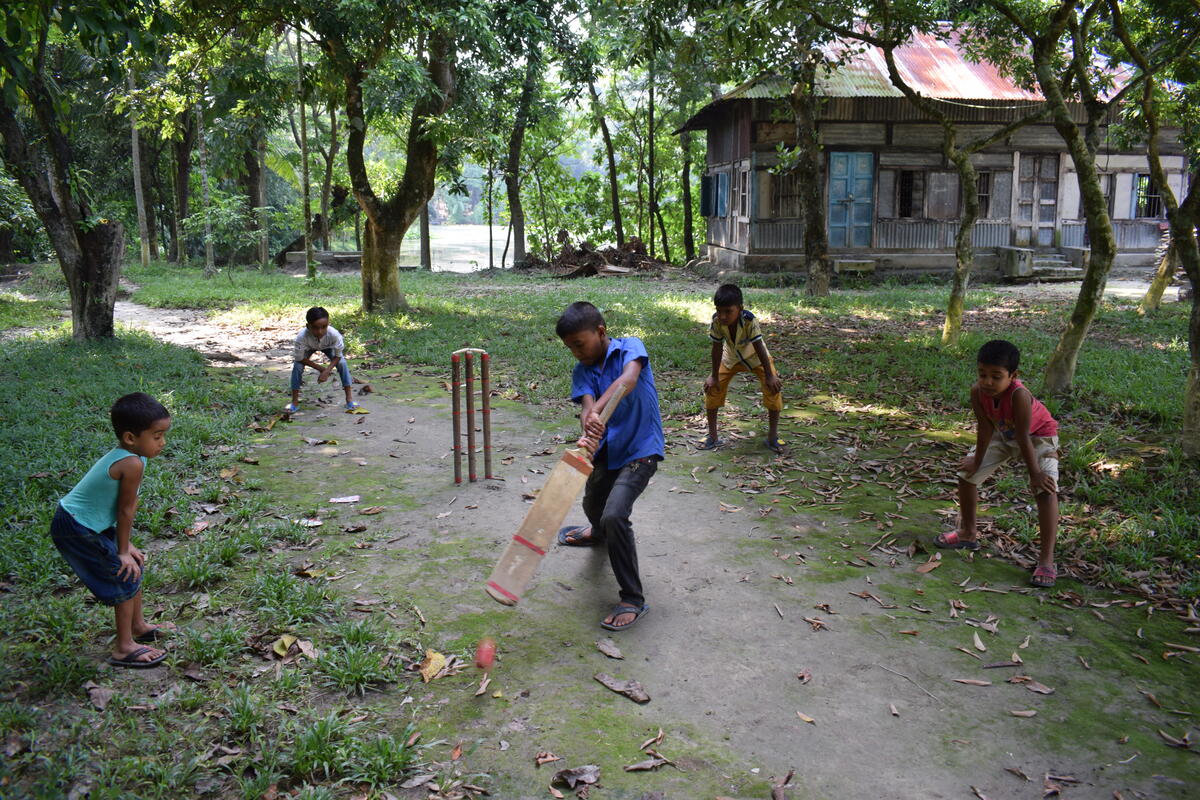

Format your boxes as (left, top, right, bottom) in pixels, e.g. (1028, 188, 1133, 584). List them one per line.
(249, 572, 331, 627)
(316, 643, 396, 695)
(180, 621, 249, 666)
(0, 289, 63, 330)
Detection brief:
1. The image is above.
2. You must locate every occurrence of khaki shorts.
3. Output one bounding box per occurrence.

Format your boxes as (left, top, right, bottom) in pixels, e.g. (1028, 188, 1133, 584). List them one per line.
(958, 432, 1059, 492)
(704, 359, 783, 412)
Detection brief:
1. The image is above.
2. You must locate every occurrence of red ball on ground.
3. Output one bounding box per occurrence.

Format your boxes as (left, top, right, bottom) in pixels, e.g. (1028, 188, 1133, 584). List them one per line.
(474, 637, 496, 670)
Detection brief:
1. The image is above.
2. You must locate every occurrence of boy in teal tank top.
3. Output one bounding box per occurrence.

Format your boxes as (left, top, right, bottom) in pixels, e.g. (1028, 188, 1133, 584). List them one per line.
(52, 393, 172, 668)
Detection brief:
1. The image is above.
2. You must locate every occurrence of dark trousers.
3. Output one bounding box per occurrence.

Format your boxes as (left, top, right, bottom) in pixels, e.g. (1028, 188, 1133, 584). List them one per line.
(582, 455, 657, 606)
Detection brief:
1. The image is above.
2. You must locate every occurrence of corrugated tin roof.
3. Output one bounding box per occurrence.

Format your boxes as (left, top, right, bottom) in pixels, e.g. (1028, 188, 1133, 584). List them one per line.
(827, 31, 1044, 101)
(678, 30, 1050, 131)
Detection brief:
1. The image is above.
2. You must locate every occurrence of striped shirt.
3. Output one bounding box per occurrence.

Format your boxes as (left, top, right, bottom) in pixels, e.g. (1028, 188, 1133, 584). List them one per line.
(709, 310, 767, 369)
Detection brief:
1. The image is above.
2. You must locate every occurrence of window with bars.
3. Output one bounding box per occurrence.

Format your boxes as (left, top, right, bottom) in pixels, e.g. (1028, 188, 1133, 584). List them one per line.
(770, 170, 803, 218)
(897, 170, 924, 218)
(976, 172, 991, 218)
(1134, 173, 1164, 218)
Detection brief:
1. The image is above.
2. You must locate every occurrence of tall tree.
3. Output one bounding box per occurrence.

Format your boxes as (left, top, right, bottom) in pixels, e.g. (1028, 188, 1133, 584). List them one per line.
(1108, 0, 1200, 457)
(973, 0, 1192, 393)
(814, 7, 1049, 345)
(0, 1, 168, 339)
(128, 71, 152, 268)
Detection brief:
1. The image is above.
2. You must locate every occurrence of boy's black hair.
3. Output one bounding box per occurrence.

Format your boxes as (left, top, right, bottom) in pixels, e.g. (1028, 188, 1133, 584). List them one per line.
(555, 301, 606, 338)
(713, 283, 743, 308)
(306, 306, 330, 325)
(111, 392, 170, 438)
(977, 339, 1021, 373)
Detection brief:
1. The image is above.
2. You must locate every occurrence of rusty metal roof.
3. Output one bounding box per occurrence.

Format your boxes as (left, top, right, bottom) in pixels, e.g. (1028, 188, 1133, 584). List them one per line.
(824, 31, 1044, 101)
(678, 30, 1049, 131)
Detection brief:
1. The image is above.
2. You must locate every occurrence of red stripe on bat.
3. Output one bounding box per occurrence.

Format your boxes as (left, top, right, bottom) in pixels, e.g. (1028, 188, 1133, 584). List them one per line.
(560, 451, 592, 475)
(486, 581, 519, 603)
(512, 535, 545, 556)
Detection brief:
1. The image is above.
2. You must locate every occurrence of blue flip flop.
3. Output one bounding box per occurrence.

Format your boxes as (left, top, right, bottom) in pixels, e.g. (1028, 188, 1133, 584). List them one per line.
(600, 602, 649, 631)
(557, 525, 598, 547)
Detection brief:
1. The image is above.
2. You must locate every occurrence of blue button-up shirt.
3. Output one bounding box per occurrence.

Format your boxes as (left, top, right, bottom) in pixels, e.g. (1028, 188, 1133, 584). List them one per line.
(570, 336, 665, 470)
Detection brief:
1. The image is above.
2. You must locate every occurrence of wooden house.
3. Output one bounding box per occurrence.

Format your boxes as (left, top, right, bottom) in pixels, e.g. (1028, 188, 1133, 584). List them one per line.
(677, 32, 1189, 279)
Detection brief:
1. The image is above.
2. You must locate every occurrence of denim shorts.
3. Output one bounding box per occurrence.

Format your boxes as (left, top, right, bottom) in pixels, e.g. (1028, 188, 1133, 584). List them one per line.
(49, 504, 142, 606)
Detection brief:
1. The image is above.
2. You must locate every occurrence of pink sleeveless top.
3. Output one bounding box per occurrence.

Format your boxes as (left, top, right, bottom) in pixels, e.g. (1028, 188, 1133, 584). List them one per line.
(982, 378, 1057, 439)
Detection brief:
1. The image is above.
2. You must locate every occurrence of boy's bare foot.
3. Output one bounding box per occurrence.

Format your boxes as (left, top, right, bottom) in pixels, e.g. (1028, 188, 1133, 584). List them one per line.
(108, 644, 166, 668)
(934, 531, 980, 550)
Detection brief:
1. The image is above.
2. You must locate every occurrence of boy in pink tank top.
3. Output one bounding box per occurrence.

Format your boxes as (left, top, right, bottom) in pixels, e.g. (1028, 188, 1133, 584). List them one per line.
(935, 340, 1060, 588)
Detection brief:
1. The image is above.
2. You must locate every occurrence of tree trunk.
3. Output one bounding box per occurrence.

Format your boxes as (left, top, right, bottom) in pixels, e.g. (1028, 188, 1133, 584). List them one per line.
(320, 102, 339, 251)
(504, 53, 539, 265)
(419, 202, 431, 269)
(790, 67, 830, 297)
(942, 139, 980, 346)
(129, 74, 151, 269)
(242, 144, 264, 266)
(1139, 236, 1176, 315)
(170, 109, 195, 263)
(1035, 54, 1117, 395)
(332, 34, 455, 312)
(141, 142, 159, 261)
(589, 78, 624, 246)
(258, 135, 269, 267)
(681, 129, 695, 262)
(196, 107, 215, 276)
(647, 46, 656, 260)
(295, 32, 314, 278)
(487, 165, 494, 270)
(0, 102, 124, 339)
(361, 219, 409, 313)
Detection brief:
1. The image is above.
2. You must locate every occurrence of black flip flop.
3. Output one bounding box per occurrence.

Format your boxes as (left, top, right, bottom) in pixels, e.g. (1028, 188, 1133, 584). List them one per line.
(134, 627, 169, 644)
(697, 436, 725, 450)
(600, 602, 649, 631)
(107, 646, 166, 669)
(557, 525, 599, 547)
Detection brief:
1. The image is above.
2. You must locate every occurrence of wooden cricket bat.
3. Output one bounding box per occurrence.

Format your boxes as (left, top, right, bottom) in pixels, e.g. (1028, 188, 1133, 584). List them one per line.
(485, 383, 628, 605)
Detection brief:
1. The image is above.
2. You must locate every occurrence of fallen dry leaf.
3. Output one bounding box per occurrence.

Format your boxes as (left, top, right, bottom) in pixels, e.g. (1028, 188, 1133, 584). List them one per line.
(359, 506, 385, 515)
(973, 632, 987, 652)
(953, 678, 992, 686)
(450, 741, 463, 761)
(639, 728, 664, 751)
(623, 757, 668, 772)
(1009, 710, 1038, 718)
(82, 681, 113, 711)
(796, 711, 816, 725)
(916, 559, 942, 574)
(418, 650, 447, 682)
(329, 495, 360, 504)
(594, 673, 650, 704)
(889, 703, 899, 717)
(595, 638, 624, 660)
(551, 764, 600, 789)
(535, 751, 562, 767)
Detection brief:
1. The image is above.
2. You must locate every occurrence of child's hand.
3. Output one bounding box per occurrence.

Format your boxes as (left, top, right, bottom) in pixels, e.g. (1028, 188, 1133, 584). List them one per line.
(317, 368, 332, 383)
(1030, 470, 1057, 496)
(703, 374, 718, 395)
(128, 544, 145, 566)
(959, 454, 979, 474)
(766, 374, 782, 394)
(576, 434, 599, 452)
(583, 410, 605, 440)
(116, 552, 143, 582)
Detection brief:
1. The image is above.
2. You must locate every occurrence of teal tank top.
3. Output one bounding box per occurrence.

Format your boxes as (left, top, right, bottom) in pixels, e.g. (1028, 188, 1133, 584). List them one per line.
(59, 448, 146, 534)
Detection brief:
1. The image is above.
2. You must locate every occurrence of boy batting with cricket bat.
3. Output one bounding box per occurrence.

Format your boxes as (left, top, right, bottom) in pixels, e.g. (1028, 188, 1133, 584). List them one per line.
(555, 301, 664, 631)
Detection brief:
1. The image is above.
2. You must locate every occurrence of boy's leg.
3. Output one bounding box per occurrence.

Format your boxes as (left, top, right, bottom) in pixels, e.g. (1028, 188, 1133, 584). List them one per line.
(956, 478, 979, 541)
(336, 359, 353, 403)
(702, 364, 738, 446)
(290, 361, 305, 405)
(593, 458, 657, 623)
(113, 591, 164, 663)
(767, 409, 780, 444)
(1035, 490, 1058, 568)
(754, 362, 784, 449)
(577, 462, 621, 545)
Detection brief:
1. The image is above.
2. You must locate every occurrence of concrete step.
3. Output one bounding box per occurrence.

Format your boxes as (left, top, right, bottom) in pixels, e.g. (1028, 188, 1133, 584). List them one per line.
(1032, 265, 1085, 281)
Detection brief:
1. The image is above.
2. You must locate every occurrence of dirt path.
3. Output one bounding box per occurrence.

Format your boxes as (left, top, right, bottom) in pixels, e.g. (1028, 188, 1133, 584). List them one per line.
(114, 300, 1197, 800)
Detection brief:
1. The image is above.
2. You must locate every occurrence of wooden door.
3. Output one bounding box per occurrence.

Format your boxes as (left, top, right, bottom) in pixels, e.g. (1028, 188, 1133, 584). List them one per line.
(1015, 154, 1058, 248)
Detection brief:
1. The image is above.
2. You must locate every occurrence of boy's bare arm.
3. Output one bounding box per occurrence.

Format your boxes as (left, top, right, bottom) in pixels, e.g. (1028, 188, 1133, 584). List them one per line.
(580, 361, 642, 446)
(1012, 388, 1056, 494)
(704, 341, 722, 393)
(961, 385, 994, 472)
(111, 456, 145, 580)
(752, 339, 782, 392)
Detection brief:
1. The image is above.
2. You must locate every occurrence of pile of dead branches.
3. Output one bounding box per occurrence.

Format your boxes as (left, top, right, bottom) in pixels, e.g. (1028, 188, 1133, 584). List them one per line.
(515, 230, 670, 278)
